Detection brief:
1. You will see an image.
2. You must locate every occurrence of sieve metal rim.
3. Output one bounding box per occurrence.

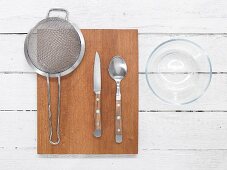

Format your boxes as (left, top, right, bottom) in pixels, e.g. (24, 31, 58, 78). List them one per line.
(24, 17, 85, 78)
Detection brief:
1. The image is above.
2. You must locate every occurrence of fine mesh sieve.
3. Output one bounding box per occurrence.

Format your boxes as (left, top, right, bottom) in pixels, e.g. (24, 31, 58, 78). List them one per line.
(24, 8, 85, 145)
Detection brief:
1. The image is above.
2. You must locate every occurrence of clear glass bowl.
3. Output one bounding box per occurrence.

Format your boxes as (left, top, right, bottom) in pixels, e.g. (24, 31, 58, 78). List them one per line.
(145, 39, 212, 105)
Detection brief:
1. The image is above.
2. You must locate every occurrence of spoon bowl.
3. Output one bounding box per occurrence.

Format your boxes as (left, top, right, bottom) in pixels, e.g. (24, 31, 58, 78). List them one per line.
(109, 56, 127, 82)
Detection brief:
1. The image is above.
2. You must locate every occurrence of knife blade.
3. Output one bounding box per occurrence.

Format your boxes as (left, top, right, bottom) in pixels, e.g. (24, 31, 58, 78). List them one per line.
(93, 52, 101, 93)
(93, 52, 102, 137)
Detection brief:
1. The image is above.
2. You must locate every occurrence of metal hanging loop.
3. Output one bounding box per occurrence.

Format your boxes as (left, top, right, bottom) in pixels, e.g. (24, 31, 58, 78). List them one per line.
(47, 8, 69, 20)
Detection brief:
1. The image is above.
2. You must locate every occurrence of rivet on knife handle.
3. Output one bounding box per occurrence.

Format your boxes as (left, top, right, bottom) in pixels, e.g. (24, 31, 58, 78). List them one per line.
(93, 93, 101, 137)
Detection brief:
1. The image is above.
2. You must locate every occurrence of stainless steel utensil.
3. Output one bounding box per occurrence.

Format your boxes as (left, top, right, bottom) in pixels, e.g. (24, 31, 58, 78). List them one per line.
(24, 8, 85, 145)
(108, 56, 127, 143)
(93, 52, 102, 137)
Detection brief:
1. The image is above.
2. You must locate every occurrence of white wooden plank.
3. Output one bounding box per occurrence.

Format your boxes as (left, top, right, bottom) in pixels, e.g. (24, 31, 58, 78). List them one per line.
(0, 73, 227, 110)
(0, 111, 36, 148)
(0, 0, 227, 33)
(1, 34, 227, 72)
(0, 33, 124, 71)
(0, 149, 226, 170)
(0, 73, 36, 110)
(139, 34, 227, 72)
(140, 112, 227, 149)
(0, 34, 32, 72)
(1, 111, 227, 150)
(139, 74, 227, 111)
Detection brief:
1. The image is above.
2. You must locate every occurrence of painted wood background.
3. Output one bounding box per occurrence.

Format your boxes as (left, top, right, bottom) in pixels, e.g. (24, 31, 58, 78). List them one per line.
(1, 0, 227, 169)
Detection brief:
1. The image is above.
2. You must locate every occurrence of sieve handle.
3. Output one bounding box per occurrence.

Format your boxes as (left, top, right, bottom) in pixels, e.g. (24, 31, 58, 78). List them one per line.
(47, 75, 61, 145)
(47, 8, 69, 20)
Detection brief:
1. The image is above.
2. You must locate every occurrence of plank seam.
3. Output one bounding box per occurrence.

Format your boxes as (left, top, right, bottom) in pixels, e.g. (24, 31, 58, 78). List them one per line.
(0, 110, 227, 112)
(0, 72, 226, 74)
(142, 148, 227, 151)
(1, 147, 227, 151)
(139, 72, 227, 74)
(0, 110, 36, 112)
(0, 72, 35, 74)
(1, 33, 227, 36)
(139, 33, 227, 35)
(139, 110, 227, 112)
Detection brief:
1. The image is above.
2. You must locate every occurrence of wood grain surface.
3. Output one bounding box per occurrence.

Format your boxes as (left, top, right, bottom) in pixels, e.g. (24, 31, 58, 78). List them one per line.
(37, 29, 138, 154)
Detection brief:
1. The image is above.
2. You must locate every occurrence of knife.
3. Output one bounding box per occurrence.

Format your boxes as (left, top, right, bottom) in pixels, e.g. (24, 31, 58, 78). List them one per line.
(93, 52, 102, 137)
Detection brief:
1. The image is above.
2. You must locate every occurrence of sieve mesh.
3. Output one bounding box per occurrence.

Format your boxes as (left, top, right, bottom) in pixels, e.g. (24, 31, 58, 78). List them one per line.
(26, 17, 82, 74)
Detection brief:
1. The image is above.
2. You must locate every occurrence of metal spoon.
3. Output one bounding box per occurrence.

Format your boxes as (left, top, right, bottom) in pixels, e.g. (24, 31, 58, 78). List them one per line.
(108, 56, 127, 143)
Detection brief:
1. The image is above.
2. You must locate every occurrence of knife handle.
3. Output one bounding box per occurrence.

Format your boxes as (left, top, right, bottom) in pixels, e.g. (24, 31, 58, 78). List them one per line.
(115, 99, 122, 143)
(93, 93, 101, 137)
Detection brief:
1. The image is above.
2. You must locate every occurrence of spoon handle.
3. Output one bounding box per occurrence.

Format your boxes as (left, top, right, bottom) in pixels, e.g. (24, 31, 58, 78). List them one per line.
(115, 97, 123, 143)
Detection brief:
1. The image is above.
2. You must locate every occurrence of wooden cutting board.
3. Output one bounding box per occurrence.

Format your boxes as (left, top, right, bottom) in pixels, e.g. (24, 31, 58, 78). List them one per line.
(37, 29, 138, 154)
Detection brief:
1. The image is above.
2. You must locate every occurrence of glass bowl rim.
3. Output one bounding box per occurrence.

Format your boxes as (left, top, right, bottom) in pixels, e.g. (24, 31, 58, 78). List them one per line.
(145, 38, 212, 105)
